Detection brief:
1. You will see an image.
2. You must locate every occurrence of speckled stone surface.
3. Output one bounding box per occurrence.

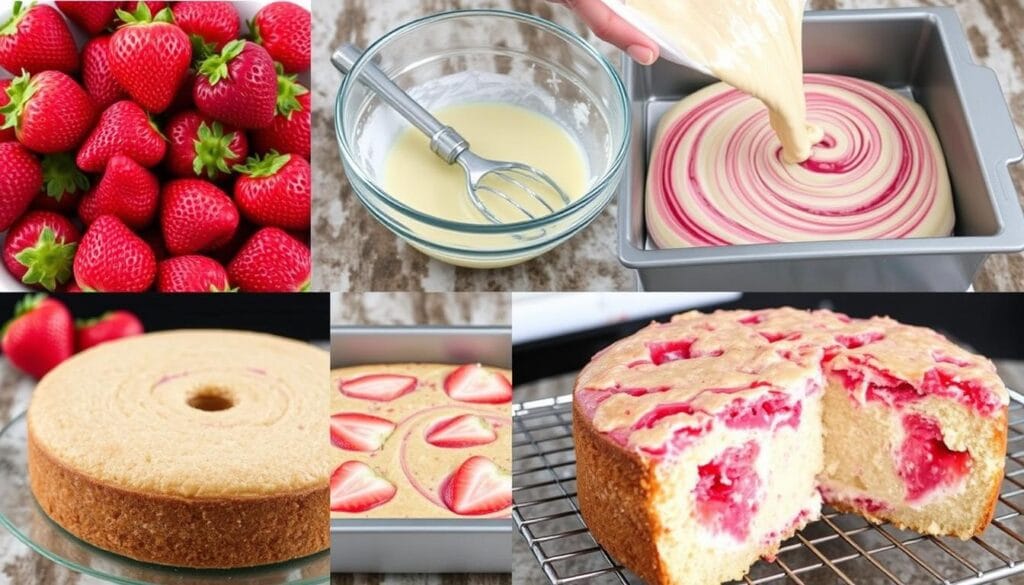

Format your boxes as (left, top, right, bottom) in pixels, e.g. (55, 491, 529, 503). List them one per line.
(314, 0, 1024, 292)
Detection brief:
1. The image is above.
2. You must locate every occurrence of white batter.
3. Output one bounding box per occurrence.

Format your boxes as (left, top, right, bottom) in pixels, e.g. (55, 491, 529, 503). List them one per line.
(383, 103, 589, 224)
(624, 0, 823, 163)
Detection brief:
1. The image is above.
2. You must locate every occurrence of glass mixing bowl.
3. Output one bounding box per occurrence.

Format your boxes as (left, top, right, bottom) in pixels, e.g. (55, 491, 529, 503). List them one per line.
(335, 9, 631, 268)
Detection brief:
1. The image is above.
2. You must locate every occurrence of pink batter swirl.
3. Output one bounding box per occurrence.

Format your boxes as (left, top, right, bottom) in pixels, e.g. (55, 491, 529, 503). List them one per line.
(646, 74, 955, 248)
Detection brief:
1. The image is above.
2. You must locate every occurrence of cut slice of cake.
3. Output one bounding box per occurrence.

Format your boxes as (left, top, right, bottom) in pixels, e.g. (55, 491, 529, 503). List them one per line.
(573, 308, 1009, 585)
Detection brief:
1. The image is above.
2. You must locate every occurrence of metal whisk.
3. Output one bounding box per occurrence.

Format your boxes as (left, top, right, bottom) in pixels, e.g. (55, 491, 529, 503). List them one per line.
(332, 44, 572, 224)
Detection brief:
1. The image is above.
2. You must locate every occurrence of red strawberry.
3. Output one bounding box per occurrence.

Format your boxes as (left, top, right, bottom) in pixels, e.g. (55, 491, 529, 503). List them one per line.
(331, 413, 396, 452)
(441, 456, 512, 516)
(55, 1, 117, 36)
(77, 100, 166, 172)
(340, 374, 417, 402)
(156, 255, 233, 292)
(426, 415, 497, 449)
(33, 153, 88, 213)
(161, 179, 239, 255)
(81, 36, 128, 109)
(1, 294, 74, 379)
(165, 111, 248, 181)
(251, 71, 309, 159)
(2, 211, 79, 291)
(251, 2, 309, 74)
(227, 227, 309, 292)
(233, 152, 310, 230)
(79, 155, 159, 229)
(0, 79, 13, 142)
(330, 461, 396, 513)
(109, 3, 191, 113)
(75, 310, 143, 351)
(0, 71, 96, 154)
(444, 364, 513, 404)
(73, 214, 157, 292)
(0, 141, 41, 231)
(0, 2, 78, 75)
(193, 40, 276, 129)
(171, 2, 238, 52)
(63, 280, 82, 293)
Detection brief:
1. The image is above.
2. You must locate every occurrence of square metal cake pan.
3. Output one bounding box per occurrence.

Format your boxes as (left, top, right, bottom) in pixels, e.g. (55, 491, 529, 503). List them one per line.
(618, 8, 1024, 291)
(330, 326, 512, 574)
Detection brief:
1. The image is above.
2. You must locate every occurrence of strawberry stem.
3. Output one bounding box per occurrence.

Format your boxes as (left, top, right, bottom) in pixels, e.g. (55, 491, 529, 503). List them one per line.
(15, 227, 77, 292)
(0, 1, 30, 37)
(233, 150, 290, 178)
(192, 121, 239, 179)
(0, 71, 36, 133)
(42, 154, 90, 200)
(198, 39, 246, 86)
(274, 65, 308, 120)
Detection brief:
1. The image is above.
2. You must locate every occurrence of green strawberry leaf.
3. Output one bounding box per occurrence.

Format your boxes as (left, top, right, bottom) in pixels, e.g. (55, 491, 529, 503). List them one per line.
(208, 283, 239, 293)
(15, 227, 76, 292)
(198, 39, 246, 86)
(41, 153, 90, 200)
(0, 71, 37, 133)
(248, 18, 262, 44)
(274, 64, 308, 120)
(0, 1, 31, 37)
(192, 121, 240, 179)
(75, 312, 113, 329)
(232, 150, 290, 178)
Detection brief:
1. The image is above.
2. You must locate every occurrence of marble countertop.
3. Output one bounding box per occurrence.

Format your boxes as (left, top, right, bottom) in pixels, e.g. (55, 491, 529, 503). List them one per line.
(312, 0, 1024, 292)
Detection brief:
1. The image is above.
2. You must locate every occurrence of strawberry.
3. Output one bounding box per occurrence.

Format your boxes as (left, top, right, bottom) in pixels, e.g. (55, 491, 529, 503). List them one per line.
(193, 40, 276, 129)
(0, 79, 13, 142)
(0, 2, 78, 75)
(160, 179, 239, 255)
(330, 461, 396, 513)
(444, 364, 513, 404)
(33, 153, 88, 213)
(2, 211, 79, 291)
(75, 310, 143, 351)
(109, 3, 191, 113)
(81, 36, 128, 109)
(331, 413, 396, 452)
(1, 294, 74, 379)
(226, 227, 309, 292)
(441, 456, 512, 516)
(79, 155, 159, 229)
(251, 2, 309, 74)
(74, 214, 157, 292)
(233, 151, 310, 230)
(251, 69, 309, 159)
(55, 1, 117, 36)
(0, 141, 42, 231)
(339, 374, 417, 402)
(1, 71, 96, 154)
(63, 280, 82, 293)
(171, 1, 238, 52)
(156, 255, 233, 292)
(77, 100, 166, 172)
(165, 111, 248, 181)
(426, 415, 498, 449)
(119, 1, 167, 18)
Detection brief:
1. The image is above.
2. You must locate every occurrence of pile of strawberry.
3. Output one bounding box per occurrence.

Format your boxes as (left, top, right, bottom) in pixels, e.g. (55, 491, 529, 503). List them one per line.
(0, 0, 312, 292)
(1, 294, 143, 379)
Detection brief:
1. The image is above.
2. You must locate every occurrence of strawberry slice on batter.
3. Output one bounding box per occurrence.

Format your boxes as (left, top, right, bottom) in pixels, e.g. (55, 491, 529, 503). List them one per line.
(425, 414, 497, 448)
(340, 374, 417, 401)
(330, 461, 396, 513)
(442, 456, 512, 516)
(444, 364, 511, 404)
(331, 413, 396, 452)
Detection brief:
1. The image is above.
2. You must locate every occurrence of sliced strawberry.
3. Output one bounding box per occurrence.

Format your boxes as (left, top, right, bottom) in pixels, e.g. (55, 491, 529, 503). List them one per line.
(425, 415, 497, 448)
(443, 364, 512, 404)
(340, 374, 417, 402)
(330, 461, 396, 513)
(330, 413, 395, 452)
(441, 456, 512, 516)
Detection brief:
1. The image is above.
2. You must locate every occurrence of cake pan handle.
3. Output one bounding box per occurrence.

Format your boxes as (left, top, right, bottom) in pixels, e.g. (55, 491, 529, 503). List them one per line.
(962, 63, 1024, 216)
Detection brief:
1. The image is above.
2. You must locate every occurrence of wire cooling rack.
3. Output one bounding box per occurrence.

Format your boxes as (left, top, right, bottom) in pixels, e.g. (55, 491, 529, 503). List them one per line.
(512, 391, 1024, 585)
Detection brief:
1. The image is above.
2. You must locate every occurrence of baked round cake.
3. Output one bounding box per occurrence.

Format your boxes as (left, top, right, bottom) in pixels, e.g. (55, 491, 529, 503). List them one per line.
(573, 308, 1007, 585)
(330, 363, 512, 518)
(28, 330, 330, 569)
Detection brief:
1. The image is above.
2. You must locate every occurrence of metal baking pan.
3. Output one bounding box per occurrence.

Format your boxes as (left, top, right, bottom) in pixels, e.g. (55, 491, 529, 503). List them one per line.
(618, 8, 1024, 291)
(329, 326, 512, 574)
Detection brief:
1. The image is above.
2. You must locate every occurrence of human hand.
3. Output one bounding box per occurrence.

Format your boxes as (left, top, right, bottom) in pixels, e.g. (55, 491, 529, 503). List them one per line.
(551, 0, 659, 65)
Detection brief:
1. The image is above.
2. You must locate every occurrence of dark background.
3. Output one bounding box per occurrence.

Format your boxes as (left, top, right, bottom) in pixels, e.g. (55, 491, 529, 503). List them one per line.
(0, 293, 330, 341)
(514, 293, 1024, 385)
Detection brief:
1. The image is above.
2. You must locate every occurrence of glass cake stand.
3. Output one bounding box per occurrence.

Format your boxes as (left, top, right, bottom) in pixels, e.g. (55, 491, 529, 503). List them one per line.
(0, 413, 329, 585)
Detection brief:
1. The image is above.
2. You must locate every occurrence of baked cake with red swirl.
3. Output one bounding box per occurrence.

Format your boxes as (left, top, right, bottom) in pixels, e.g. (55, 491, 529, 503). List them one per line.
(330, 363, 512, 518)
(573, 308, 1007, 585)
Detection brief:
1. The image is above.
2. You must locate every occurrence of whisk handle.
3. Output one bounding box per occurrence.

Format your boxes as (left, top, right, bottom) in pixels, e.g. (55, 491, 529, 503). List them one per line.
(332, 44, 468, 164)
